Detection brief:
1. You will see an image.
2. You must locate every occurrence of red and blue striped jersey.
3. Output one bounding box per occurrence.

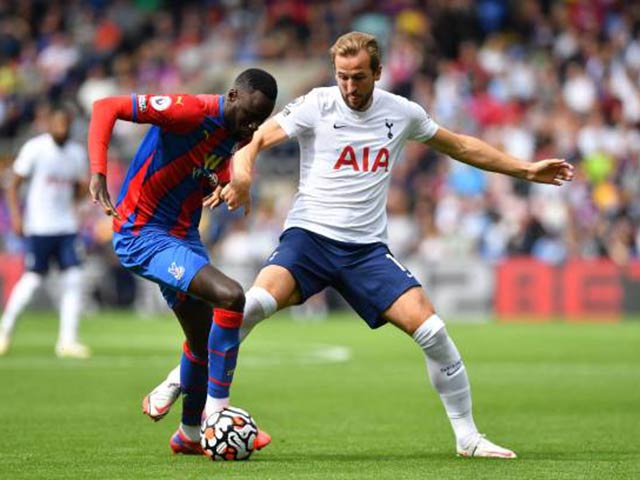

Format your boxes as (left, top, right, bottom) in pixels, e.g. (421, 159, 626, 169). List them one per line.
(89, 93, 238, 239)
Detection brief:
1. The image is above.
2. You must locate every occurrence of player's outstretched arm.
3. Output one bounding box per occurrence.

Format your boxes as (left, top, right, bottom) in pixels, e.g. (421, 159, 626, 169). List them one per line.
(216, 118, 289, 215)
(425, 127, 574, 185)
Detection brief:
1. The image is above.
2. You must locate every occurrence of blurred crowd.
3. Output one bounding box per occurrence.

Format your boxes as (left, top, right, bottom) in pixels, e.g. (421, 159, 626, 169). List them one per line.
(0, 0, 639, 307)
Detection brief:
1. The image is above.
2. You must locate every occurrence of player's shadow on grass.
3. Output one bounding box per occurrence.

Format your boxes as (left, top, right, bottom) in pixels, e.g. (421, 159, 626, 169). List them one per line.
(258, 451, 454, 463)
(256, 450, 640, 463)
(523, 451, 639, 461)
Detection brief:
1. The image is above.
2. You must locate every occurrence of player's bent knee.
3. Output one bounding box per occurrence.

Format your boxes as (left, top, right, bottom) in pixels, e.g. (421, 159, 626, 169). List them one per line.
(22, 271, 44, 289)
(61, 267, 83, 290)
(189, 266, 245, 312)
(384, 287, 437, 335)
(214, 279, 245, 313)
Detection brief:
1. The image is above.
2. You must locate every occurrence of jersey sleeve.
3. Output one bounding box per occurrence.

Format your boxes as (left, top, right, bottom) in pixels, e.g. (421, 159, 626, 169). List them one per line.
(406, 100, 439, 142)
(130, 94, 207, 130)
(13, 139, 37, 177)
(88, 94, 207, 175)
(273, 89, 321, 137)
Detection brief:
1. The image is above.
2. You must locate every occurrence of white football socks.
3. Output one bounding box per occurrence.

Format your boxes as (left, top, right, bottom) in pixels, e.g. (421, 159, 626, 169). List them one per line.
(412, 314, 479, 447)
(0, 271, 42, 338)
(205, 396, 229, 418)
(179, 424, 201, 442)
(239, 286, 278, 341)
(58, 267, 83, 346)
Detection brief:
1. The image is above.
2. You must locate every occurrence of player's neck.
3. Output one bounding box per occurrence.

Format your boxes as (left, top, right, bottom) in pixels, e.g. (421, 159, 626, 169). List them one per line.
(342, 89, 375, 113)
(50, 134, 69, 147)
(354, 98, 373, 112)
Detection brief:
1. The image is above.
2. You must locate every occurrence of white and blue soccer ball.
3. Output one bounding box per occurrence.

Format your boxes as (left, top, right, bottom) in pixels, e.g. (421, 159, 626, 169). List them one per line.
(200, 406, 258, 460)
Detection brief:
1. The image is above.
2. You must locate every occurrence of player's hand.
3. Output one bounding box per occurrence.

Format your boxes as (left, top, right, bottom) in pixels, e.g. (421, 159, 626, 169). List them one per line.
(525, 159, 574, 185)
(221, 175, 252, 216)
(203, 185, 224, 210)
(89, 173, 120, 219)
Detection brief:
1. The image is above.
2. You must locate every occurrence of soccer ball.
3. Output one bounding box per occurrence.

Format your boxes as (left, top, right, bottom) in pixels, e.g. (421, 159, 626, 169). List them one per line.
(200, 407, 258, 460)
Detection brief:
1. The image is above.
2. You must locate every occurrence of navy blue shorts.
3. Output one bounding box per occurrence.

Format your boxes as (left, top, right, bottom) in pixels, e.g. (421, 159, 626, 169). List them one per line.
(24, 234, 83, 273)
(113, 230, 210, 308)
(265, 227, 421, 328)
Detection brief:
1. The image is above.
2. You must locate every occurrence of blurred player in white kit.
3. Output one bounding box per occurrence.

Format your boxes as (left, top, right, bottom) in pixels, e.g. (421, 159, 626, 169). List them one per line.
(0, 105, 90, 359)
(147, 31, 574, 458)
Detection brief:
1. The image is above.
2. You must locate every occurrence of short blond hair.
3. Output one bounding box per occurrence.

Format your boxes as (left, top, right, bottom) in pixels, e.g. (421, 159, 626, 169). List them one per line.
(330, 31, 381, 72)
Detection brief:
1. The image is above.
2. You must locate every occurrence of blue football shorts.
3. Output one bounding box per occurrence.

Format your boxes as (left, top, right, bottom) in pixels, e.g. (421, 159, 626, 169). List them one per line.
(25, 234, 83, 273)
(113, 230, 210, 308)
(265, 227, 421, 329)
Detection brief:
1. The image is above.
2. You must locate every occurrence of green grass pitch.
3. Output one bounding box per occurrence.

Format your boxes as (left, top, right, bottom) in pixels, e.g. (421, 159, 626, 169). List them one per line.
(0, 311, 639, 479)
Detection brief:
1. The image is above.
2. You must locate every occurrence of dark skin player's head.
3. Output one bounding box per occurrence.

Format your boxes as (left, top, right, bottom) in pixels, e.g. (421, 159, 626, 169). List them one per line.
(49, 107, 73, 146)
(223, 68, 278, 140)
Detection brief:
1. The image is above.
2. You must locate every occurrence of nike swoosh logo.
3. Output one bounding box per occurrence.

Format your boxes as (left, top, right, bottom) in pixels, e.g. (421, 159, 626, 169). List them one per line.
(442, 360, 463, 377)
(154, 404, 171, 415)
(333, 123, 347, 129)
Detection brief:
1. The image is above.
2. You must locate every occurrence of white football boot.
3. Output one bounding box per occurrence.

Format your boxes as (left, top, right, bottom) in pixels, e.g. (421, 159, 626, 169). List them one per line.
(0, 331, 10, 356)
(142, 379, 181, 421)
(457, 433, 517, 459)
(55, 341, 91, 359)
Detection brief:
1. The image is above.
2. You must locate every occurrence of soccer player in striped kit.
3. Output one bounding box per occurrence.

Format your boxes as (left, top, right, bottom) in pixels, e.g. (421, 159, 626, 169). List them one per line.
(148, 32, 574, 458)
(88, 68, 277, 455)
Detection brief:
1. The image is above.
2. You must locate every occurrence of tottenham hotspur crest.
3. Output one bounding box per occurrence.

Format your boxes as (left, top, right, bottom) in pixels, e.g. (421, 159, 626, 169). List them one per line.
(385, 119, 394, 139)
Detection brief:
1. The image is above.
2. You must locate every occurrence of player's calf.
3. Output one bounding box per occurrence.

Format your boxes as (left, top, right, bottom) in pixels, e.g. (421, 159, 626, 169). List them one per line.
(204, 308, 242, 417)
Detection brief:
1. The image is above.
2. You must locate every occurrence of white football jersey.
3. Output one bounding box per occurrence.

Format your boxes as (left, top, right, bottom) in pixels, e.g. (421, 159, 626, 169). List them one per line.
(13, 133, 87, 235)
(274, 86, 438, 244)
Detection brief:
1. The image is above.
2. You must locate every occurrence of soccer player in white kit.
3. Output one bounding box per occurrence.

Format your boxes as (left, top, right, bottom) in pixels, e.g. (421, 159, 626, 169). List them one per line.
(145, 32, 574, 458)
(0, 106, 90, 359)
